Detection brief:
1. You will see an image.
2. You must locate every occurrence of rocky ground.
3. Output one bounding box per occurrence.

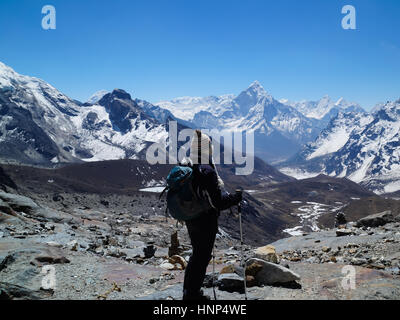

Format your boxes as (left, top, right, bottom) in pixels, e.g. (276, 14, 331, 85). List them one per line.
(1, 189, 400, 300)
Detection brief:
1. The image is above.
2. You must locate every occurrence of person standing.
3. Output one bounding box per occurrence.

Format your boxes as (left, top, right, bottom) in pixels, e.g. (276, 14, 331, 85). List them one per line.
(183, 130, 242, 300)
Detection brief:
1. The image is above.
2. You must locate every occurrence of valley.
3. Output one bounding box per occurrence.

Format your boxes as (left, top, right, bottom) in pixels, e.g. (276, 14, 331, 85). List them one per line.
(0, 60, 400, 300)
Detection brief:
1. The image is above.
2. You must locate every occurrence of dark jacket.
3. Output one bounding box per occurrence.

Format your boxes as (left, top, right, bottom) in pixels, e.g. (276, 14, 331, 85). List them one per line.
(192, 164, 241, 214)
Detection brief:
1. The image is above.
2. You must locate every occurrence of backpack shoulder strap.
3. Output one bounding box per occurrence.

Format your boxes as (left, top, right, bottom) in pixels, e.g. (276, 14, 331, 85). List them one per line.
(159, 186, 168, 200)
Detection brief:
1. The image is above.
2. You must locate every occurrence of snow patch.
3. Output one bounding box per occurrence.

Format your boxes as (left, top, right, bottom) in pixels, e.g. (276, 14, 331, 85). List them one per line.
(280, 167, 320, 180)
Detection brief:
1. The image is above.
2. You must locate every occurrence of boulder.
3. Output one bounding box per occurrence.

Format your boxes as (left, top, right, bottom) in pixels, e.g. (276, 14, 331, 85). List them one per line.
(0, 254, 15, 272)
(246, 275, 257, 287)
(160, 262, 176, 270)
(0, 191, 39, 213)
(217, 273, 245, 293)
(355, 211, 394, 228)
(246, 258, 300, 285)
(120, 247, 147, 260)
(336, 229, 354, 237)
(0, 191, 76, 224)
(203, 272, 219, 288)
(253, 245, 280, 264)
(31, 250, 70, 267)
(46, 241, 62, 248)
(220, 265, 235, 275)
(154, 246, 169, 258)
(143, 244, 156, 259)
(0, 282, 50, 300)
(245, 261, 263, 277)
(0, 199, 13, 215)
(168, 255, 187, 270)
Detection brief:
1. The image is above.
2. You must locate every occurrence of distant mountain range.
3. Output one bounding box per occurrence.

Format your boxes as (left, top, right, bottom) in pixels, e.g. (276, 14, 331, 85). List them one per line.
(0, 62, 167, 166)
(0, 62, 289, 186)
(280, 101, 400, 194)
(156, 81, 365, 163)
(1, 61, 399, 194)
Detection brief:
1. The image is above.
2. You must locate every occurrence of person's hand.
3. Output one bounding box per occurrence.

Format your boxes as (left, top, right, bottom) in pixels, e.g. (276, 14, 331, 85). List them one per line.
(235, 189, 243, 203)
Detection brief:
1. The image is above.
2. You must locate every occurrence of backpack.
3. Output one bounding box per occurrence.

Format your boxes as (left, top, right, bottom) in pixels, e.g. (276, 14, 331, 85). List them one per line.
(160, 165, 212, 221)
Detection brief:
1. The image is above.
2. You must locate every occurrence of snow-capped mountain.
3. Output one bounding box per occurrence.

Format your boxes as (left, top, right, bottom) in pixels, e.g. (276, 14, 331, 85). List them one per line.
(157, 81, 324, 162)
(0, 62, 295, 186)
(156, 94, 235, 121)
(281, 100, 400, 194)
(87, 90, 108, 104)
(0, 62, 167, 165)
(281, 96, 365, 129)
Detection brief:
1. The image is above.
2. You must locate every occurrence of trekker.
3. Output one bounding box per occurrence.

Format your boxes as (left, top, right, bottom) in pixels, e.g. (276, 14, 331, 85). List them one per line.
(182, 130, 242, 300)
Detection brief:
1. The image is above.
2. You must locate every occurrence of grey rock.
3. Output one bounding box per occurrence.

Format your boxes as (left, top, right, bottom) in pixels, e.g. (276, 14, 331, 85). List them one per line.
(137, 284, 182, 300)
(0, 282, 49, 300)
(203, 272, 219, 288)
(0, 191, 77, 224)
(217, 273, 245, 293)
(0, 191, 39, 213)
(31, 249, 70, 266)
(144, 244, 156, 259)
(246, 258, 301, 285)
(0, 254, 16, 272)
(305, 257, 319, 264)
(350, 258, 368, 266)
(355, 211, 394, 228)
(126, 240, 146, 248)
(120, 247, 146, 260)
(0, 198, 13, 215)
(336, 229, 354, 237)
(154, 246, 169, 258)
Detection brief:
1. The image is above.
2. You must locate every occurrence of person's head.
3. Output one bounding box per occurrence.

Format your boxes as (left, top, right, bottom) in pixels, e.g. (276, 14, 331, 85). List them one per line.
(190, 130, 224, 187)
(190, 130, 213, 165)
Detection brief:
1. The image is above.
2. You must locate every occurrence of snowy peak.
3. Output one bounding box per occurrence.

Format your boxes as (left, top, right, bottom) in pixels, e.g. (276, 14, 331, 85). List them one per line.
(99, 89, 132, 103)
(233, 81, 274, 116)
(282, 95, 364, 121)
(246, 80, 268, 96)
(285, 99, 400, 194)
(97, 89, 156, 134)
(87, 90, 108, 104)
(0, 61, 169, 165)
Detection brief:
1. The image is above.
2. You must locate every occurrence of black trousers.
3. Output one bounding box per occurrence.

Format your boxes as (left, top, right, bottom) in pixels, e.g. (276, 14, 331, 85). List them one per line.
(183, 211, 218, 296)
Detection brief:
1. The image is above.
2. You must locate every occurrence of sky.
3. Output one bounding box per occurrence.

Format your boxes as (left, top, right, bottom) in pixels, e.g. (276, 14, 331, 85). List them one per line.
(0, 0, 399, 110)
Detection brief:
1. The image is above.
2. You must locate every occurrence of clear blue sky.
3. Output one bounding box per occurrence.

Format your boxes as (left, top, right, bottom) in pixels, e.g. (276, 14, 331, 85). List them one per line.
(0, 0, 399, 110)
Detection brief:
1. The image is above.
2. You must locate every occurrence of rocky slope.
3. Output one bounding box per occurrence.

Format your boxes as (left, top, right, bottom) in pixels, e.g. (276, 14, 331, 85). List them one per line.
(1, 188, 399, 300)
(1, 161, 384, 246)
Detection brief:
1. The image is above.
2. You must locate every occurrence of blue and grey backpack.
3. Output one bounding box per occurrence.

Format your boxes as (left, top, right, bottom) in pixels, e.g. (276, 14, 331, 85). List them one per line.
(160, 165, 212, 221)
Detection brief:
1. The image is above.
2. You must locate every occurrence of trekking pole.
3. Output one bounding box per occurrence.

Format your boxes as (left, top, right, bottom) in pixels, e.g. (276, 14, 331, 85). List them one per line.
(212, 246, 217, 300)
(237, 197, 248, 300)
